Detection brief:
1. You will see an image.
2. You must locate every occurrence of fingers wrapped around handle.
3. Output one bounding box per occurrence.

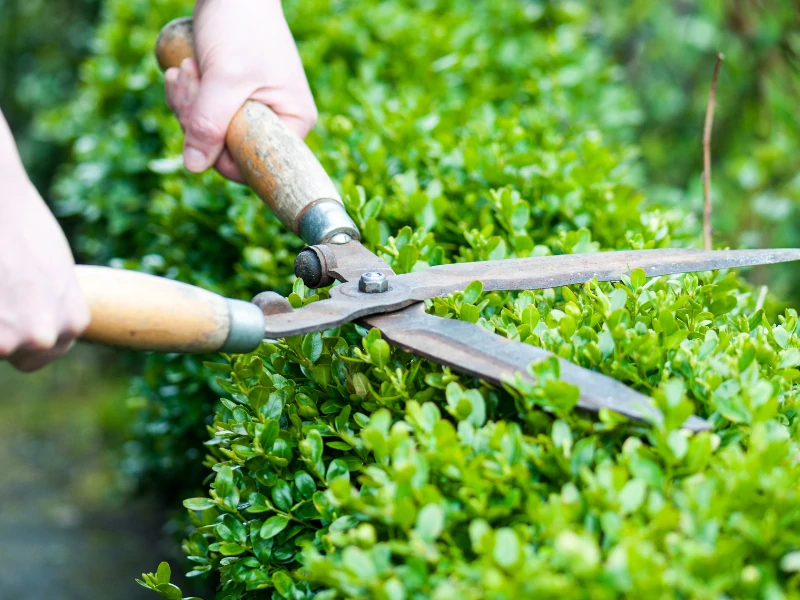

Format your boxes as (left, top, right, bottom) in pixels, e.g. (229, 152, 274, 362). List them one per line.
(155, 17, 359, 245)
(76, 266, 264, 354)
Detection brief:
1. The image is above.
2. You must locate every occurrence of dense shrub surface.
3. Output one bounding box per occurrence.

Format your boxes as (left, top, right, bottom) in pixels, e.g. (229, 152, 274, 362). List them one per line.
(45, 0, 800, 598)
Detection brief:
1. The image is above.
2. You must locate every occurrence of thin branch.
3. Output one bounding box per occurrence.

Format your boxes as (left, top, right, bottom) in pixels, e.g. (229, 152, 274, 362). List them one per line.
(703, 53, 724, 250)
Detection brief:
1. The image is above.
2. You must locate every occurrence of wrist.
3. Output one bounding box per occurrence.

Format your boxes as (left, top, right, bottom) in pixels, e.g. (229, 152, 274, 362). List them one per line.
(0, 160, 29, 185)
(0, 169, 39, 213)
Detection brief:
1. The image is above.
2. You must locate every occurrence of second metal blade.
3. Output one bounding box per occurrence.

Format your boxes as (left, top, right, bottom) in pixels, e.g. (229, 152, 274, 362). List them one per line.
(363, 304, 710, 432)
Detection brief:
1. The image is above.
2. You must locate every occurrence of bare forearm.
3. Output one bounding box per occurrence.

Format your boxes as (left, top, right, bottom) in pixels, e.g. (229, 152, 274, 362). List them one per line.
(0, 108, 90, 371)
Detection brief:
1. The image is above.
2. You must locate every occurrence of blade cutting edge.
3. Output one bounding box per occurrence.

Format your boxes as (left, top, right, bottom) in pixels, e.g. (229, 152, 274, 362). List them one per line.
(363, 304, 710, 432)
(397, 247, 800, 300)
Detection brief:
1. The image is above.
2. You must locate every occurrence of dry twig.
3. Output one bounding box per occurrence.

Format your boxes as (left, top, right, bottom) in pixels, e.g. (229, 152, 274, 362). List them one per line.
(702, 53, 724, 250)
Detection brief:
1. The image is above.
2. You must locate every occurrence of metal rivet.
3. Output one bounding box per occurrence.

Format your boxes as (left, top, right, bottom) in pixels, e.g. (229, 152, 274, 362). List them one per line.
(294, 248, 325, 288)
(358, 272, 389, 293)
(328, 232, 352, 245)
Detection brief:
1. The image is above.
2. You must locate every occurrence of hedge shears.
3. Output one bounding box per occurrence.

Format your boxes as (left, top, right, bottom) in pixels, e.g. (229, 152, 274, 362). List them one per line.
(74, 18, 800, 432)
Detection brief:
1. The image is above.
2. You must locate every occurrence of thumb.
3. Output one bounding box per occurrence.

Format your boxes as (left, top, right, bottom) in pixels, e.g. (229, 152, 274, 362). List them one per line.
(182, 67, 249, 173)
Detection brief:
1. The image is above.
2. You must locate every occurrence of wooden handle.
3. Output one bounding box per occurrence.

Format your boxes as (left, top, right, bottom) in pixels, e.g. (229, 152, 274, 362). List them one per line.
(155, 17, 359, 245)
(76, 266, 265, 354)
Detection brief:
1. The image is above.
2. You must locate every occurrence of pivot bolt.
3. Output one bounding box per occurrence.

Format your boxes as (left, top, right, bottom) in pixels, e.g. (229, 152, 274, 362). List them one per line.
(358, 272, 389, 294)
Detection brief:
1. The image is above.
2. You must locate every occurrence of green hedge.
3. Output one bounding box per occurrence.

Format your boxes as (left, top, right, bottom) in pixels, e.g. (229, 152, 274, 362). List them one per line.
(44, 0, 800, 598)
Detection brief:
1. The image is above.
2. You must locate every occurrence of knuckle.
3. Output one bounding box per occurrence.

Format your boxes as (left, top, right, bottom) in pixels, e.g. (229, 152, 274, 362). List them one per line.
(0, 334, 19, 357)
(22, 326, 59, 351)
(211, 62, 251, 86)
(65, 307, 91, 337)
(187, 113, 226, 145)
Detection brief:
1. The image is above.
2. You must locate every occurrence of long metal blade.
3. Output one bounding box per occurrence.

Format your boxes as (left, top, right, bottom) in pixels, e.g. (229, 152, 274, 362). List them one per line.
(264, 247, 800, 338)
(363, 304, 709, 432)
(398, 248, 800, 300)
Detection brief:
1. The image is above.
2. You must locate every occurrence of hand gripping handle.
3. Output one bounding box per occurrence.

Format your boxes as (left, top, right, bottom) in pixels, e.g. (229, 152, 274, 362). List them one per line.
(77, 266, 265, 354)
(155, 17, 359, 245)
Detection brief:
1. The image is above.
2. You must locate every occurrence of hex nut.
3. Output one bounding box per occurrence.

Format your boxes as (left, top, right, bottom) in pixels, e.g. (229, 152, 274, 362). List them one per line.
(358, 272, 389, 293)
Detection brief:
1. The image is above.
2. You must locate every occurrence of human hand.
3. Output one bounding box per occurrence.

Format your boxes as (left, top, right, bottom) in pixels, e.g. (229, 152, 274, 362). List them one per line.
(0, 174, 90, 372)
(164, 0, 318, 182)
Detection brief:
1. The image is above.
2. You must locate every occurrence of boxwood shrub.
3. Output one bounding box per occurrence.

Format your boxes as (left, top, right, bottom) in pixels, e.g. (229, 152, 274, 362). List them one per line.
(44, 0, 800, 598)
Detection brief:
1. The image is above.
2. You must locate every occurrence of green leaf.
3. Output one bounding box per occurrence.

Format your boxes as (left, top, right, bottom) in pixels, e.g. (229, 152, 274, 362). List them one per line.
(218, 542, 246, 556)
(460, 304, 481, 323)
(302, 332, 324, 364)
(215, 465, 234, 499)
(294, 471, 317, 499)
(713, 380, 751, 424)
(252, 536, 274, 563)
(326, 459, 350, 484)
(618, 479, 647, 514)
(781, 551, 800, 572)
(493, 528, 520, 569)
(368, 339, 391, 369)
(271, 480, 293, 512)
(261, 515, 290, 539)
(773, 326, 791, 349)
(272, 570, 297, 597)
(397, 244, 419, 273)
(261, 391, 286, 420)
(630, 268, 646, 290)
(248, 386, 271, 412)
(155, 583, 183, 600)
(305, 429, 324, 463)
(463, 280, 483, 304)
(247, 492, 273, 513)
(363, 196, 384, 220)
(260, 419, 280, 450)
(183, 498, 215, 511)
(156, 562, 171, 585)
(415, 504, 444, 542)
(342, 546, 377, 579)
(779, 348, 800, 369)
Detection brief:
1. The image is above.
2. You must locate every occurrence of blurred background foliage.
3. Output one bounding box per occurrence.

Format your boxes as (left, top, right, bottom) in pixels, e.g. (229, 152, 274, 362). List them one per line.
(0, 0, 798, 596)
(592, 0, 800, 299)
(0, 0, 99, 191)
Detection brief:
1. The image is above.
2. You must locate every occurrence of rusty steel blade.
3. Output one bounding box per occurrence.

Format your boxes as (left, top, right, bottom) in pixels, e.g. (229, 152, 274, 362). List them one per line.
(362, 304, 710, 432)
(396, 248, 800, 300)
(264, 246, 800, 338)
(262, 290, 418, 338)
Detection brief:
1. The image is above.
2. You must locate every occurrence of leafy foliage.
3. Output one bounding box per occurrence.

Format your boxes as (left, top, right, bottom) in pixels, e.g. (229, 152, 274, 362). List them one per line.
(43, 0, 800, 598)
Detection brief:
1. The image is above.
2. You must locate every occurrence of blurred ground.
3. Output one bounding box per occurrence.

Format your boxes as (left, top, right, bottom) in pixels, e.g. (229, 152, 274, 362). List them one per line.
(0, 346, 185, 599)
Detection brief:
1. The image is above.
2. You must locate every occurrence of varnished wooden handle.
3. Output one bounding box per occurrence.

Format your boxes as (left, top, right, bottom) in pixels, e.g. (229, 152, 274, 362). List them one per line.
(76, 266, 265, 354)
(155, 17, 359, 245)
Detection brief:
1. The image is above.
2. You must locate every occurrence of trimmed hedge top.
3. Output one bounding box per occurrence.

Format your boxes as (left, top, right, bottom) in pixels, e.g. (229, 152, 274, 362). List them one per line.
(44, 0, 800, 598)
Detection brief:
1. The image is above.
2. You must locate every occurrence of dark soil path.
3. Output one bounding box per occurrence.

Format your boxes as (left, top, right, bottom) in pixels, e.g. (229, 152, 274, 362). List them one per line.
(0, 347, 184, 599)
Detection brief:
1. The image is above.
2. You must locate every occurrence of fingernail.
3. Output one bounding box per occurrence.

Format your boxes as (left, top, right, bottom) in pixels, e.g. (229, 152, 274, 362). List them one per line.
(184, 146, 207, 172)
